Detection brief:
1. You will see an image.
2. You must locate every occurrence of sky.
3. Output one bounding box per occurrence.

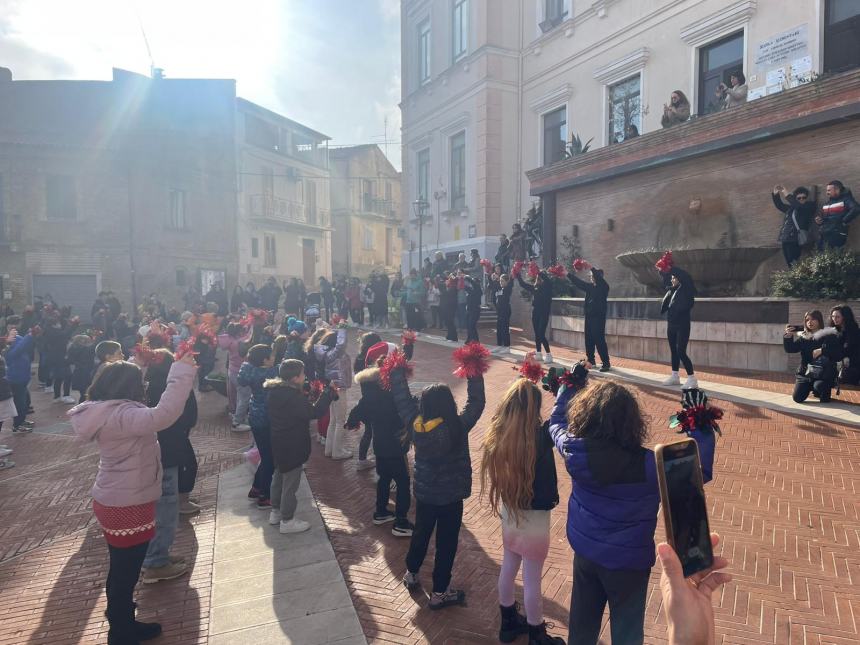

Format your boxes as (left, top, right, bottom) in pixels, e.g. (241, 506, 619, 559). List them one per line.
(0, 0, 403, 168)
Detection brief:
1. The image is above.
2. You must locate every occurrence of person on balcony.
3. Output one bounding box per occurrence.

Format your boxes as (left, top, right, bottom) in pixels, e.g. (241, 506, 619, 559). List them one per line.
(660, 90, 690, 128)
(816, 180, 860, 250)
(719, 71, 747, 110)
(772, 185, 815, 267)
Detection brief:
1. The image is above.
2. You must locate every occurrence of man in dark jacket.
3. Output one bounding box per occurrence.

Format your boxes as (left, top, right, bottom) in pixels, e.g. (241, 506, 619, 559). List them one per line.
(772, 185, 815, 266)
(319, 277, 334, 321)
(568, 262, 611, 371)
(431, 251, 449, 280)
(495, 234, 511, 271)
(205, 283, 229, 316)
(347, 341, 413, 536)
(258, 277, 283, 313)
(817, 180, 860, 250)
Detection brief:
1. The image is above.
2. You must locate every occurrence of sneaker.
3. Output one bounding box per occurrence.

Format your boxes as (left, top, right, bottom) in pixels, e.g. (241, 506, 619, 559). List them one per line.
(247, 486, 262, 500)
(372, 510, 396, 525)
(599, 364, 611, 372)
(21, 420, 34, 428)
(683, 375, 698, 390)
(662, 373, 681, 386)
(12, 426, 32, 434)
(279, 518, 310, 534)
(0, 448, 13, 458)
(61, 395, 77, 404)
(499, 602, 529, 643)
(141, 561, 189, 584)
(534, 352, 543, 362)
(429, 588, 466, 610)
(179, 499, 201, 515)
(256, 498, 272, 509)
(231, 423, 251, 432)
(543, 353, 553, 364)
(392, 518, 414, 537)
(43, 386, 53, 393)
(319, 436, 326, 445)
(0, 458, 14, 471)
(268, 509, 282, 525)
(356, 458, 375, 471)
(52, 397, 62, 404)
(403, 571, 420, 590)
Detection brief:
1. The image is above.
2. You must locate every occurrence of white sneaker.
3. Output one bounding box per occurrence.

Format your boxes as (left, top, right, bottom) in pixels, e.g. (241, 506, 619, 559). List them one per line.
(61, 396, 77, 404)
(534, 352, 543, 362)
(683, 375, 699, 390)
(280, 518, 310, 534)
(662, 373, 681, 386)
(356, 458, 375, 471)
(231, 423, 251, 432)
(0, 448, 13, 458)
(268, 510, 282, 525)
(52, 397, 62, 404)
(543, 353, 553, 364)
(44, 386, 53, 393)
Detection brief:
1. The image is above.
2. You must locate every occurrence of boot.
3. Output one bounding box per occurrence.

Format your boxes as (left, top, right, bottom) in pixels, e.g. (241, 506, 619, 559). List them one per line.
(106, 600, 140, 645)
(499, 602, 529, 642)
(528, 622, 566, 645)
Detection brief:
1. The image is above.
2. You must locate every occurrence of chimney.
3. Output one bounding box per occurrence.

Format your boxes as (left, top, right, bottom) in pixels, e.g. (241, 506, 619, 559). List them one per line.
(0, 67, 12, 82)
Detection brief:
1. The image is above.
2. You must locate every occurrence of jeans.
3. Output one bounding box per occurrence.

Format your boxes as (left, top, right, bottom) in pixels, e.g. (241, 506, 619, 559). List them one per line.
(227, 372, 238, 414)
(10, 382, 28, 426)
(233, 385, 251, 425)
(584, 316, 610, 366)
(793, 376, 833, 403)
(106, 541, 150, 642)
(532, 310, 551, 354)
(496, 306, 511, 346)
(406, 499, 464, 593)
(667, 321, 694, 374)
(568, 553, 650, 645)
(376, 455, 411, 518)
(251, 424, 274, 499)
(270, 466, 302, 521)
(143, 466, 179, 568)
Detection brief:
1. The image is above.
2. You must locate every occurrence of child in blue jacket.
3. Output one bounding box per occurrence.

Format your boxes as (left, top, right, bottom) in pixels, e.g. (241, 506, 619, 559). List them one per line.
(4, 327, 35, 433)
(238, 344, 278, 508)
(549, 373, 716, 645)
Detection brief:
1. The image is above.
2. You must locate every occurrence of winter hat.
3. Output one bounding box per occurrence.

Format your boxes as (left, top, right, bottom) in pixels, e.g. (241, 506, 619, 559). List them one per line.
(289, 320, 308, 336)
(365, 341, 397, 368)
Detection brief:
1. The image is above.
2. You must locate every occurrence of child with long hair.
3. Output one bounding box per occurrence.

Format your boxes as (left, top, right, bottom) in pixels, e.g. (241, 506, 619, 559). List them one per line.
(548, 376, 717, 645)
(68, 354, 196, 644)
(832, 304, 860, 385)
(314, 329, 352, 459)
(352, 331, 382, 469)
(389, 354, 485, 609)
(481, 378, 562, 645)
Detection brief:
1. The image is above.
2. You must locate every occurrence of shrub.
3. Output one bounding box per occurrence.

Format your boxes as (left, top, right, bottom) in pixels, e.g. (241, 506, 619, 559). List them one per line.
(771, 249, 860, 300)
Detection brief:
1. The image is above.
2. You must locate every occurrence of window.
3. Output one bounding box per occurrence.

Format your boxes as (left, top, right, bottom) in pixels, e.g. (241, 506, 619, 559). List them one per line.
(542, 107, 567, 166)
(697, 31, 744, 115)
(417, 148, 430, 203)
(540, 0, 567, 33)
(306, 180, 317, 224)
(385, 181, 392, 202)
(825, 0, 860, 73)
(362, 225, 374, 250)
(418, 19, 431, 85)
(452, 0, 468, 62)
(175, 268, 187, 287)
(450, 131, 466, 210)
(608, 75, 641, 143)
(263, 234, 277, 268)
(46, 175, 76, 220)
(362, 179, 376, 212)
(251, 237, 259, 258)
(167, 189, 187, 230)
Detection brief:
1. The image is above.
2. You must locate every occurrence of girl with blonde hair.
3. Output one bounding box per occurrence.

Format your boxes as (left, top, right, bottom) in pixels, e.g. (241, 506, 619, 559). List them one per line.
(481, 378, 563, 645)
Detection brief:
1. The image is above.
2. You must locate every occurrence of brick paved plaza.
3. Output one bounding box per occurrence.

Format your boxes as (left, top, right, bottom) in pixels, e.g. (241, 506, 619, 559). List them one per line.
(1, 329, 859, 644)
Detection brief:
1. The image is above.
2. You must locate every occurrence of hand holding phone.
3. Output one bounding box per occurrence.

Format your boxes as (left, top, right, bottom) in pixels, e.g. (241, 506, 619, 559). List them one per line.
(655, 439, 714, 578)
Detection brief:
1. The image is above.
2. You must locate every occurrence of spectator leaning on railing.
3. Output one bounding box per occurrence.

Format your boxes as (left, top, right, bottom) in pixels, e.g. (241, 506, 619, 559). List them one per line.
(816, 180, 860, 250)
(771, 184, 815, 267)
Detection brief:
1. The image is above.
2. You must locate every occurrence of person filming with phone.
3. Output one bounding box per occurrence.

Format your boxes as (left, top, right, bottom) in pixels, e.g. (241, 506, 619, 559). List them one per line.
(771, 184, 815, 267)
(783, 310, 841, 403)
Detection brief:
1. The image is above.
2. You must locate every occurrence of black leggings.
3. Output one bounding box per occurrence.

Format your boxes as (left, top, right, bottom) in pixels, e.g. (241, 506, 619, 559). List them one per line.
(106, 540, 150, 641)
(376, 455, 411, 519)
(496, 306, 511, 346)
(532, 309, 550, 354)
(667, 322, 694, 374)
(358, 425, 373, 461)
(406, 499, 464, 593)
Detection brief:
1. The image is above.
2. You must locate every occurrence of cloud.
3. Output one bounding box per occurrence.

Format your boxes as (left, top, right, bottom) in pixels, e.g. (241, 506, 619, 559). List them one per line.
(379, 0, 400, 23)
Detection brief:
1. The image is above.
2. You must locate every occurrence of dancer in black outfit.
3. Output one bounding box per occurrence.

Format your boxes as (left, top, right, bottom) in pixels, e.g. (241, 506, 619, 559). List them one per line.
(659, 266, 697, 389)
(463, 276, 483, 343)
(441, 278, 459, 343)
(568, 261, 610, 371)
(494, 275, 514, 350)
(517, 270, 554, 364)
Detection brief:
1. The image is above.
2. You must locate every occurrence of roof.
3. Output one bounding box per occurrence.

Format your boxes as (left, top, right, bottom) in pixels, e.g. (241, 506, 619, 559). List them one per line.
(236, 97, 330, 141)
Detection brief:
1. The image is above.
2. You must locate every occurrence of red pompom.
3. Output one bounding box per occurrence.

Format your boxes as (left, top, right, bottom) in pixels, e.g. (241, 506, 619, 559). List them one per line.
(330, 314, 342, 326)
(655, 250, 674, 273)
(511, 260, 524, 278)
(452, 342, 491, 379)
(174, 338, 198, 361)
(572, 258, 587, 272)
(308, 379, 325, 401)
(517, 352, 545, 383)
(527, 261, 540, 279)
(379, 348, 413, 391)
(242, 309, 269, 327)
(402, 330, 417, 346)
(547, 263, 566, 278)
(133, 343, 164, 367)
(480, 258, 493, 274)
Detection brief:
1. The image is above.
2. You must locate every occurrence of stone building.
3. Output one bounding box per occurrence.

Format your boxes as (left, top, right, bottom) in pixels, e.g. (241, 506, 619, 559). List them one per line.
(0, 67, 239, 315)
(235, 99, 332, 288)
(329, 145, 402, 277)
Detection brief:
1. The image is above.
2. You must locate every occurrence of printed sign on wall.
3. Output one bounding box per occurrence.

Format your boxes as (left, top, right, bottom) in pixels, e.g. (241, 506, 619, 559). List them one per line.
(755, 24, 809, 68)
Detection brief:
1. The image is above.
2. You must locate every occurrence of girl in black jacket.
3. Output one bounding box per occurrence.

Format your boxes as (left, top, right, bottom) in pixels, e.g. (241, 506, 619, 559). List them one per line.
(67, 335, 96, 403)
(831, 305, 860, 385)
(783, 310, 842, 402)
(659, 267, 697, 389)
(517, 271, 554, 363)
(351, 332, 382, 468)
(390, 359, 485, 609)
(480, 378, 561, 645)
(495, 275, 514, 349)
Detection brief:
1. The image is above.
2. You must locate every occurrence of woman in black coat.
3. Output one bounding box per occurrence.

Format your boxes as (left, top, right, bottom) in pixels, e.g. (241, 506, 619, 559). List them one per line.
(831, 305, 860, 386)
(772, 185, 815, 267)
(516, 271, 554, 363)
(783, 310, 842, 402)
(659, 266, 697, 389)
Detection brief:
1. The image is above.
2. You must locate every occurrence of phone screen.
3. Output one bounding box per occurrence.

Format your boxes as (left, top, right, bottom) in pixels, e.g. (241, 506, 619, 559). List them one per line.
(660, 442, 713, 577)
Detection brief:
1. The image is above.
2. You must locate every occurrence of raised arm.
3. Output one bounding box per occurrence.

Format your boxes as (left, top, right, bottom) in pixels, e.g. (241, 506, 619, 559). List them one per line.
(124, 361, 197, 437)
(390, 366, 419, 430)
(567, 273, 594, 294)
(771, 192, 789, 213)
(458, 375, 485, 433)
(548, 386, 577, 457)
(516, 274, 535, 293)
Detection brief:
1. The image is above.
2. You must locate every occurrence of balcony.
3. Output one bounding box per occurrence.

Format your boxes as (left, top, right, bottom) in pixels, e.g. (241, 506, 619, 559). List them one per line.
(359, 196, 398, 219)
(248, 194, 331, 230)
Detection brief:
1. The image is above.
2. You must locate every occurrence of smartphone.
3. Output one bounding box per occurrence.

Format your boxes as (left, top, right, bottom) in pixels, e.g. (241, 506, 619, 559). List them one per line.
(788, 325, 804, 332)
(655, 438, 714, 578)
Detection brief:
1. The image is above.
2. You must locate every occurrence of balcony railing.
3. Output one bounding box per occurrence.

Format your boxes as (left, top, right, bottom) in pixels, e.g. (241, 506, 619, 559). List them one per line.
(248, 194, 330, 228)
(360, 196, 398, 218)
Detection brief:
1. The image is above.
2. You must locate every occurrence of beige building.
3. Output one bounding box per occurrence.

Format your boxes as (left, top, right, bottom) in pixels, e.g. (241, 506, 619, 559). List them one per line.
(401, 0, 860, 267)
(329, 145, 402, 277)
(236, 98, 332, 287)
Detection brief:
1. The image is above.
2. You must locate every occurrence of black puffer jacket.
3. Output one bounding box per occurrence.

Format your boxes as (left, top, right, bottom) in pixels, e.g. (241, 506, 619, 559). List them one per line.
(531, 421, 560, 511)
(772, 193, 815, 244)
(391, 369, 485, 506)
(347, 366, 409, 458)
(148, 380, 198, 469)
(820, 190, 860, 242)
(568, 270, 609, 320)
(783, 328, 842, 380)
(660, 267, 696, 326)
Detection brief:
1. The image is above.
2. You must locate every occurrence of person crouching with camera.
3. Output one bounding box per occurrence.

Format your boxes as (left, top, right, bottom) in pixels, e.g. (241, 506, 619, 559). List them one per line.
(783, 310, 841, 403)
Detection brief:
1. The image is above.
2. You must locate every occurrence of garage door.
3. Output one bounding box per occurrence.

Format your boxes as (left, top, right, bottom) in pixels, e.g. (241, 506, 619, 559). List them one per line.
(33, 274, 98, 321)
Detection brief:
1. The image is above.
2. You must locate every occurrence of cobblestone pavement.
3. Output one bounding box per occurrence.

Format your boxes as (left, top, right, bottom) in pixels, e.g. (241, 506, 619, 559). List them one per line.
(1, 330, 858, 645)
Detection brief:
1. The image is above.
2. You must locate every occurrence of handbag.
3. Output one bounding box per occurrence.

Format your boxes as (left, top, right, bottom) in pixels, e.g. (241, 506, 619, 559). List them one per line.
(791, 211, 809, 246)
(806, 355, 834, 381)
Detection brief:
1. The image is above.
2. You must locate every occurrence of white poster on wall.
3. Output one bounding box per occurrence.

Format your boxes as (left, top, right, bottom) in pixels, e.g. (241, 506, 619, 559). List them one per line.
(755, 24, 809, 68)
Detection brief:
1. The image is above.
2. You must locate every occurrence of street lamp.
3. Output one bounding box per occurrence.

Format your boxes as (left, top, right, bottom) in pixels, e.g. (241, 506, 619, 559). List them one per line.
(412, 198, 430, 270)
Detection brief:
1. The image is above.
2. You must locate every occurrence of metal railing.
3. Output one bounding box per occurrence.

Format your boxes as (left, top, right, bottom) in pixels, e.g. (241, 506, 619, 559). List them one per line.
(248, 194, 330, 227)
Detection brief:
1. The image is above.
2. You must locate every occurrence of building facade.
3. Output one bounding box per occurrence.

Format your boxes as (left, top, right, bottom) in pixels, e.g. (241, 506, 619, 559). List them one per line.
(0, 67, 239, 316)
(235, 99, 332, 288)
(329, 145, 402, 277)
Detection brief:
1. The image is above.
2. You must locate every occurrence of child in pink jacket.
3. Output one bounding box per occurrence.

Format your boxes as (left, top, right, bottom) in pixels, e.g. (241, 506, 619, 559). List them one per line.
(218, 322, 250, 416)
(68, 355, 196, 645)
